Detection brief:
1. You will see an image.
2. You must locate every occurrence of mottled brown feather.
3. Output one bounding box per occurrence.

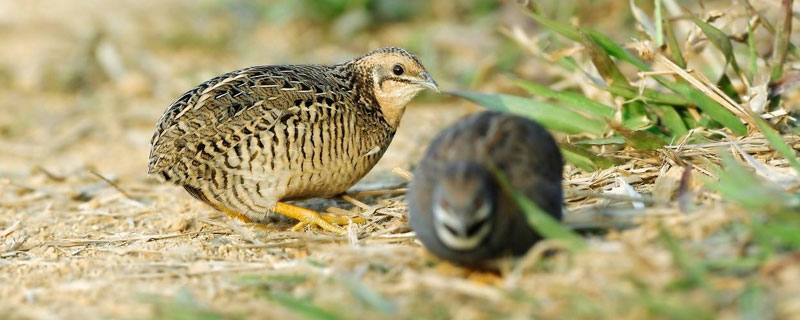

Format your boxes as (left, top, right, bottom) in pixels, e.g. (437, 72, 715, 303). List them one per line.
(149, 47, 433, 223)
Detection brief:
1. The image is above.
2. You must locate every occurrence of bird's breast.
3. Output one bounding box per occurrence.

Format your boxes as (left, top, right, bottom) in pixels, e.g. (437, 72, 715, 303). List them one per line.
(264, 104, 395, 200)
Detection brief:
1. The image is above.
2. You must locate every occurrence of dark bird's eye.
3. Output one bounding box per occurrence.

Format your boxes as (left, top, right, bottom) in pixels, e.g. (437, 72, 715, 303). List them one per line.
(438, 198, 449, 210)
(474, 197, 484, 209)
(392, 64, 404, 76)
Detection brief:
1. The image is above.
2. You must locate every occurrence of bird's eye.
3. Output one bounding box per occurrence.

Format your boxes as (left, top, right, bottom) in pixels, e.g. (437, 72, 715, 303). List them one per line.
(392, 64, 404, 76)
(474, 197, 484, 209)
(438, 198, 449, 210)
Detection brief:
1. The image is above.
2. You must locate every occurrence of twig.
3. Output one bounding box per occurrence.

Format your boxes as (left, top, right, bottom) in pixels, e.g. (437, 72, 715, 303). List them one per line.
(117, 265, 270, 280)
(348, 188, 407, 197)
(49, 230, 227, 247)
(563, 207, 682, 230)
(566, 190, 655, 204)
(391, 167, 413, 181)
(88, 169, 140, 203)
(0, 221, 21, 238)
(341, 195, 371, 210)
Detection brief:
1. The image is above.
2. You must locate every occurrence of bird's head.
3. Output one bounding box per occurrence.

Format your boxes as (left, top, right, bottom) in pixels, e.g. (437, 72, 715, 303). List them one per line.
(431, 161, 497, 251)
(353, 47, 438, 127)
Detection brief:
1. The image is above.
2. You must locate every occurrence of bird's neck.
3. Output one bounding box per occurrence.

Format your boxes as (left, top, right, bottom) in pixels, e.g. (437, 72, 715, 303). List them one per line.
(337, 61, 404, 129)
(373, 93, 410, 129)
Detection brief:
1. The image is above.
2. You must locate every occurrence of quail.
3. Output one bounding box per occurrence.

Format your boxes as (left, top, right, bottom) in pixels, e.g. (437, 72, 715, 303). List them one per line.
(408, 111, 563, 267)
(149, 47, 438, 234)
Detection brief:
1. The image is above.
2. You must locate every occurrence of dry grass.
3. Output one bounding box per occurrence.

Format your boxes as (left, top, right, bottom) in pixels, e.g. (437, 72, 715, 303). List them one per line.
(2, 1, 800, 319)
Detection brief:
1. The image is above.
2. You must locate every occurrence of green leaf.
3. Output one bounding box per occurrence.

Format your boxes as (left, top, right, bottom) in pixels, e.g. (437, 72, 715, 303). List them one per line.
(717, 73, 741, 103)
(654, 0, 663, 46)
(703, 154, 794, 211)
(448, 90, 606, 135)
(661, 81, 747, 135)
(560, 144, 620, 171)
(621, 101, 653, 130)
(581, 32, 629, 87)
(605, 85, 689, 106)
(739, 282, 768, 320)
(268, 293, 345, 320)
(526, 11, 650, 71)
(659, 224, 711, 290)
(690, 15, 741, 75)
(489, 160, 586, 251)
(752, 112, 800, 174)
(629, 0, 656, 43)
(664, 17, 686, 69)
(747, 20, 758, 81)
(679, 108, 700, 129)
(573, 136, 626, 145)
(511, 78, 616, 119)
(770, 1, 792, 82)
(344, 278, 395, 313)
(654, 105, 688, 139)
(583, 29, 650, 71)
(607, 121, 666, 150)
(525, 11, 580, 41)
(561, 147, 598, 172)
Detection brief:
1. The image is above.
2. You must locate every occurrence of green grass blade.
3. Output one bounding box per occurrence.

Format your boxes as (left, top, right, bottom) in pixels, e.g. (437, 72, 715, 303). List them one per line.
(511, 78, 615, 119)
(629, 0, 656, 43)
(660, 81, 747, 135)
(690, 15, 740, 75)
(739, 282, 768, 320)
(560, 146, 597, 172)
(573, 136, 626, 145)
(488, 160, 586, 251)
(583, 29, 650, 71)
(717, 74, 741, 103)
(654, 0, 663, 46)
(751, 112, 800, 174)
(526, 11, 650, 71)
(605, 85, 689, 106)
(581, 32, 629, 87)
(607, 121, 665, 150)
(560, 143, 620, 171)
(654, 105, 688, 139)
(621, 100, 653, 130)
(268, 293, 345, 320)
(448, 90, 606, 135)
(658, 224, 711, 290)
(770, 0, 793, 82)
(702, 154, 793, 211)
(525, 11, 580, 41)
(664, 17, 686, 69)
(344, 278, 395, 314)
(747, 20, 758, 82)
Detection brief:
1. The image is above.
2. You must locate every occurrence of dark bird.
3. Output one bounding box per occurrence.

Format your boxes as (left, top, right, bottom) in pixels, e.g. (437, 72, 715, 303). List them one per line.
(149, 47, 438, 233)
(408, 111, 563, 266)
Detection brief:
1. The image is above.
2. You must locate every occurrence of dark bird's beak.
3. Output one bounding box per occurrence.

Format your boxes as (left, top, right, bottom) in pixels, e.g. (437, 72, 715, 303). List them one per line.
(415, 72, 440, 93)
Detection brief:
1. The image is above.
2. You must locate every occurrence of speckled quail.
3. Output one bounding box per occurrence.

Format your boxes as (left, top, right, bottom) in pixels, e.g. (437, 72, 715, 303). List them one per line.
(149, 47, 438, 233)
(408, 111, 563, 267)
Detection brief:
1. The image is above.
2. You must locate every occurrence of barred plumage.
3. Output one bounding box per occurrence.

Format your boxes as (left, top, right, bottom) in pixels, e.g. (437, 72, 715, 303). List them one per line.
(149, 47, 438, 232)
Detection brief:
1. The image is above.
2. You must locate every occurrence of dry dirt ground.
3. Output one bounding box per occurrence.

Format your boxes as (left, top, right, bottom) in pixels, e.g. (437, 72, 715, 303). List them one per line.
(2, 1, 800, 319)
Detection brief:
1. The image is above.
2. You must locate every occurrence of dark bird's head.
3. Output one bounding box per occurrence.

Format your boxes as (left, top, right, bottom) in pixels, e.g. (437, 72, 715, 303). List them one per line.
(430, 161, 497, 251)
(351, 47, 438, 127)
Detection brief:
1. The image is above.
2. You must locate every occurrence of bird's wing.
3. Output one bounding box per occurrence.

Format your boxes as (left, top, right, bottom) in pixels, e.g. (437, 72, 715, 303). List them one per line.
(148, 64, 350, 185)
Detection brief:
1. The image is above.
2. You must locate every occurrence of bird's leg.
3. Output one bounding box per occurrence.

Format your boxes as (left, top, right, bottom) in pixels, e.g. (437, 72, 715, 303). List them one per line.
(320, 213, 367, 225)
(273, 202, 364, 234)
(289, 215, 366, 232)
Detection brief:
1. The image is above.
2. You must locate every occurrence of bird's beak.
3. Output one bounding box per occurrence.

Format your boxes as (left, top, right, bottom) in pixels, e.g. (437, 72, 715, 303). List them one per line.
(414, 72, 440, 93)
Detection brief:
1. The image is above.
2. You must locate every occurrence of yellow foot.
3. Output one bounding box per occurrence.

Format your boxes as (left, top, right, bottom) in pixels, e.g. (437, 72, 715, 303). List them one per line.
(273, 202, 365, 234)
